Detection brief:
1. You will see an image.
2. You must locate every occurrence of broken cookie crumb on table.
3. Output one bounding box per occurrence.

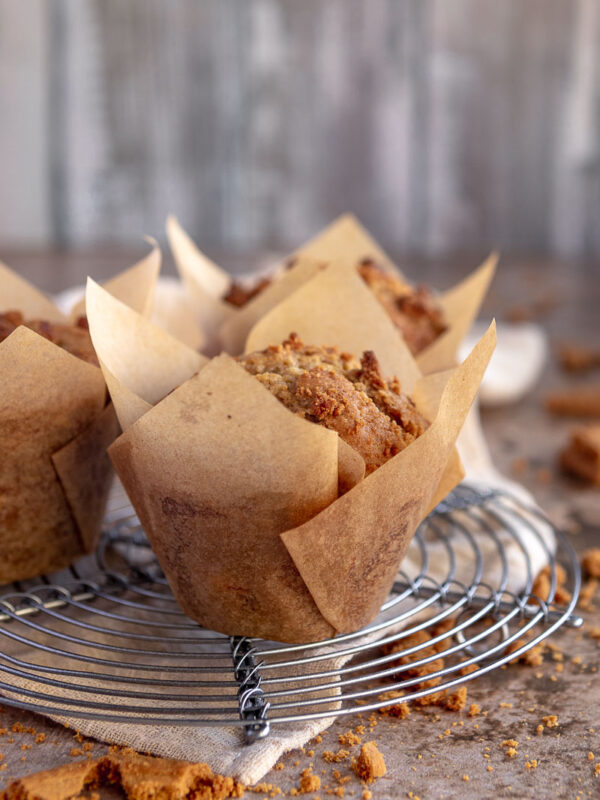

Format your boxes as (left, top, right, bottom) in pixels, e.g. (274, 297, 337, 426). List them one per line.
(545, 385, 600, 418)
(352, 742, 386, 783)
(0, 752, 245, 800)
(561, 425, 600, 486)
(582, 548, 600, 579)
(557, 342, 600, 373)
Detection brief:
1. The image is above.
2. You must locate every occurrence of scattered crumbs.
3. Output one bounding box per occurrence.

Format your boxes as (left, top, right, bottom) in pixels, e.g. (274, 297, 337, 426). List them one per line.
(444, 729, 450, 736)
(338, 731, 362, 747)
(525, 760, 538, 771)
(595, 764, 600, 777)
(70, 747, 84, 757)
(578, 579, 598, 611)
(588, 752, 595, 761)
(462, 775, 469, 782)
(378, 691, 410, 719)
(352, 742, 386, 783)
(468, 704, 481, 717)
(274, 762, 284, 771)
(34, 733, 45, 744)
(314, 735, 323, 744)
(307, 750, 314, 758)
(298, 767, 321, 794)
(501, 739, 519, 759)
(19, 745, 31, 752)
(542, 715, 558, 728)
(508, 638, 545, 668)
(582, 548, 600, 578)
(536, 725, 544, 735)
(362, 792, 372, 800)
(487, 765, 494, 772)
(323, 750, 350, 764)
(443, 687, 467, 712)
(500, 702, 513, 709)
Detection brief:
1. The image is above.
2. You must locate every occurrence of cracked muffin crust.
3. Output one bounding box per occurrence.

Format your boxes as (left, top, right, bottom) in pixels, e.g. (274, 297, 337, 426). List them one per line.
(239, 333, 428, 475)
(357, 259, 447, 355)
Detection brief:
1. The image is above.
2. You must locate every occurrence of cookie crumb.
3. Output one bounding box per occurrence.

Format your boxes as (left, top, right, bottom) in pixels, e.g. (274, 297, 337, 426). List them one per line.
(298, 767, 321, 794)
(443, 687, 467, 712)
(338, 731, 361, 747)
(542, 715, 558, 728)
(352, 742, 386, 783)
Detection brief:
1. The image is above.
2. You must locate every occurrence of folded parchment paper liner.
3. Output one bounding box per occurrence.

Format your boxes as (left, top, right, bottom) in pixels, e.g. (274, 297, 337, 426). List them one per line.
(86, 254, 496, 642)
(168, 213, 497, 368)
(0, 247, 161, 581)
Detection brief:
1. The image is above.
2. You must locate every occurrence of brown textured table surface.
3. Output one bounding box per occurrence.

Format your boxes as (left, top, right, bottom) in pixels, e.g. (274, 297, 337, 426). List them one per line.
(0, 249, 599, 800)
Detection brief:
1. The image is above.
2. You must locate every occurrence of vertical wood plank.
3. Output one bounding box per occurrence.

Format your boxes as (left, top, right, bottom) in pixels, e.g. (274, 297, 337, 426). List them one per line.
(0, 0, 50, 244)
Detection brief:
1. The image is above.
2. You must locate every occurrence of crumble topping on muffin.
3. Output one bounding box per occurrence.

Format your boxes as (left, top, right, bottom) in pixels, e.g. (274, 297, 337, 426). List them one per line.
(0, 310, 98, 366)
(239, 332, 428, 474)
(222, 257, 447, 356)
(357, 258, 447, 355)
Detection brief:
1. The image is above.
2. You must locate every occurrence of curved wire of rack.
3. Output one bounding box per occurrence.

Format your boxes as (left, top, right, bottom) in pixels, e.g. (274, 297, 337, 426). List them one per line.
(0, 483, 582, 744)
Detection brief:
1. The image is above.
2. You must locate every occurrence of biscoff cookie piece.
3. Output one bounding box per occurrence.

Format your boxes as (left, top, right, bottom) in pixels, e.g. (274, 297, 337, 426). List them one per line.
(561, 425, 600, 485)
(0, 752, 244, 800)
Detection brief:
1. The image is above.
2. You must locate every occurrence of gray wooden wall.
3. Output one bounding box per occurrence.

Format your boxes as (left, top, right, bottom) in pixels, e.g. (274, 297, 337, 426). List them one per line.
(1, 0, 599, 257)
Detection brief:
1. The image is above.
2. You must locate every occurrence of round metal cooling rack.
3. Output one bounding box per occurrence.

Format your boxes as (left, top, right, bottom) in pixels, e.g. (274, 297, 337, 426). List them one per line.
(0, 483, 582, 744)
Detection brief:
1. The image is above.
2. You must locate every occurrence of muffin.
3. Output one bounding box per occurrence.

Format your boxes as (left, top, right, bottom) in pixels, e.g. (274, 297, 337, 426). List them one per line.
(0, 325, 117, 583)
(0, 250, 161, 583)
(356, 259, 447, 355)
(239, 333, 428, 474)
(0, 311, 98, 365)
(226, 262, 446, 357)
(168, 213, 495, 366)
(87, 272, 496, 642)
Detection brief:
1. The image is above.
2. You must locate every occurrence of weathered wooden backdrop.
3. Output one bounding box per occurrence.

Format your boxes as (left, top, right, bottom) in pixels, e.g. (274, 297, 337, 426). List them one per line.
(1, 0, 599, 257)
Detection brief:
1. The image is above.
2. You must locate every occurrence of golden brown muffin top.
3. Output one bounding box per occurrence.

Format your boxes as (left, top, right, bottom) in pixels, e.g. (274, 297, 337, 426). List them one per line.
(0, 310, 99, 366)
(222, 257, 447, 355)
(239, 333, 428, 475)
(357, 259, 447, 355)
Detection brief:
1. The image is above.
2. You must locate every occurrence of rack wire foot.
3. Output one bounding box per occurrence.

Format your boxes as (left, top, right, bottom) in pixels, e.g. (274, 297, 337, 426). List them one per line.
(231, 637, 270, 744)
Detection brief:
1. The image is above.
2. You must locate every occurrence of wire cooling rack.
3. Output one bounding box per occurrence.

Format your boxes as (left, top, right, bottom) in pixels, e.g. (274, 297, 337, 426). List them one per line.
(0, 483, 582, 744)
